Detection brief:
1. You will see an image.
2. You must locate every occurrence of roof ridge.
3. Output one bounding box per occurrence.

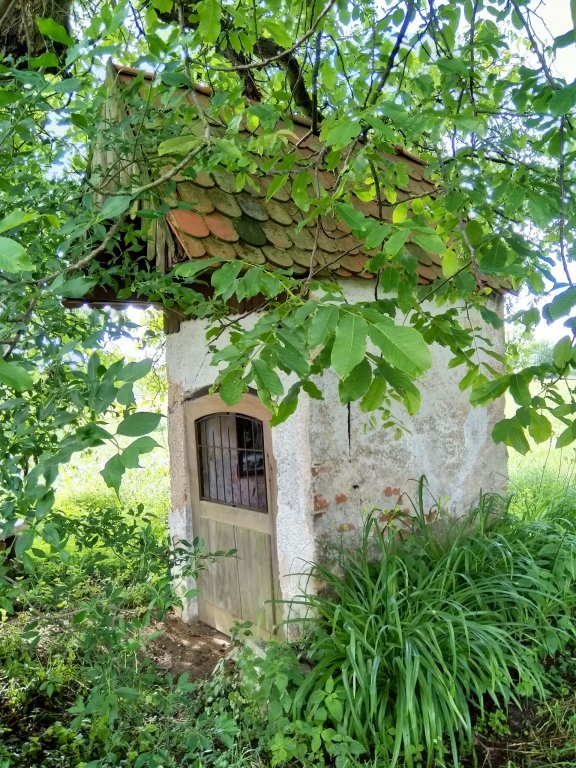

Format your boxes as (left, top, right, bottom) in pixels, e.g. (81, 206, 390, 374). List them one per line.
(110, 62, 427, 167)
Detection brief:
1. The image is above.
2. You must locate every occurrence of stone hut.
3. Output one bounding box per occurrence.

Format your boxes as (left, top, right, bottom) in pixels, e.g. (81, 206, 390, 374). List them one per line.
(91, 63, 508, 637)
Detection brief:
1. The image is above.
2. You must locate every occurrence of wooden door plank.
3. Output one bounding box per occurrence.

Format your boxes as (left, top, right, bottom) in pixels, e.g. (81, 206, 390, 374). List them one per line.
(234, 527, 276, 633)
(197, 518, 240, 616)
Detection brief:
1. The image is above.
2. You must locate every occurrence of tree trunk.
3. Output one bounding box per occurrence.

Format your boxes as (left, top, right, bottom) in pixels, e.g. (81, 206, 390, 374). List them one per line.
(0, 0, 72, 61)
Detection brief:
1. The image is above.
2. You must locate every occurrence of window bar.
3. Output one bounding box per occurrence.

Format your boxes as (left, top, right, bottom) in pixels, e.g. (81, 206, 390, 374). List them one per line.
(226, 419, 236, 506)
(198, 419, 206, 499)
(245, 421, 251, 508)
(211, 419, 221, 501)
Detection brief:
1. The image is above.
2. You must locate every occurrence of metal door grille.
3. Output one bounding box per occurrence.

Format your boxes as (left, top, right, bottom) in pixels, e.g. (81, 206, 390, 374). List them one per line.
(196, 414, 267, 512)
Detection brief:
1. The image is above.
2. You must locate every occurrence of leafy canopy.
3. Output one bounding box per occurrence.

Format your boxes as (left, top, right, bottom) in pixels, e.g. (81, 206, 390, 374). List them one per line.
(0, 0, 575, 538)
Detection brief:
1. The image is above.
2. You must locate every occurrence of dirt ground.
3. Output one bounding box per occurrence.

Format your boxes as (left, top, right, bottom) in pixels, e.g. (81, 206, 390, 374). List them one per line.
(144, 612, 232, 680)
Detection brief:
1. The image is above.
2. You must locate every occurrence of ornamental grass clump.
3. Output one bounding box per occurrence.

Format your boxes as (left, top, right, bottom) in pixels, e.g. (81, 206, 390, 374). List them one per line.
(289, 499, 576, 767)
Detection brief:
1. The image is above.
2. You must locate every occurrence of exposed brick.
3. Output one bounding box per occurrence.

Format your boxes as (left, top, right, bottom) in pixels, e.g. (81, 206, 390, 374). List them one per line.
(311, 464, 331, 477)
(314, 494, 329, 512)
(384, 486, 401, 497)
(335, 493, 348, 504)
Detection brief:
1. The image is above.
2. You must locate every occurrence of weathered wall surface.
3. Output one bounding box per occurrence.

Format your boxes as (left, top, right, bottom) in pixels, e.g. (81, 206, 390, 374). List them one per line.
(308, 283, 508, 548)
(166, 280, 508, 618)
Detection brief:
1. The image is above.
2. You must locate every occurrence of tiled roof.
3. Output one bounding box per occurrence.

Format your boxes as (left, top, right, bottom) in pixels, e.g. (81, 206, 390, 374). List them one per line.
(111, 65, 505, 292)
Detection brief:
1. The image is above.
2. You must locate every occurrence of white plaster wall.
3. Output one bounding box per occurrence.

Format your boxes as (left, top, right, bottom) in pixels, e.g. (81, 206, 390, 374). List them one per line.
(308, 282, 508, 547)
(166, 281, 508, 619)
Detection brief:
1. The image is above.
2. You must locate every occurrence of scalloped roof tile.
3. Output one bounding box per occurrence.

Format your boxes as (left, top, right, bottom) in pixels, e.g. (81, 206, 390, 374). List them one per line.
(109, 64, 510, 292)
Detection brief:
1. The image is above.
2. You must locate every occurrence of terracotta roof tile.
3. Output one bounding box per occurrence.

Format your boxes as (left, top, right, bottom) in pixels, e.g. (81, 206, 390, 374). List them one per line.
(203, 236, 237, 260)
(266, 198, 293, 226)
(208, 187, 242, 218)
(192, 171, 215, 188)
(110, 67, 507, 293)
(204, 212, 239, 241)
(320, 214, 338, 232)
(233, 216, 267, 246)
(291, 248, 314, 269)
(262, 245, 293, 269)
(234, 242, 266, 265)
(340, 254, 366, 273)
(263, 220, 293, 250)
(290, 227, 315, 250)
(168, 209, 210, 239)
(237, 193, 268, 222)
(317, 231, 340, 253)
(289, 260, 308, 276)
(178, 182, 215, 213)
(212, 171, 237, 194)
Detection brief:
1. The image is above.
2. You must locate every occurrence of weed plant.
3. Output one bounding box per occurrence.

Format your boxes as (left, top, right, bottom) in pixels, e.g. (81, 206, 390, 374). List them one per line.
(285, 498, 576, 767)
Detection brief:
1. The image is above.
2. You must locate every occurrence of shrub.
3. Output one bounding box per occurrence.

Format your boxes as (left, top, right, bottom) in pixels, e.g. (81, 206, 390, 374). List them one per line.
(286, 502, 576, 767)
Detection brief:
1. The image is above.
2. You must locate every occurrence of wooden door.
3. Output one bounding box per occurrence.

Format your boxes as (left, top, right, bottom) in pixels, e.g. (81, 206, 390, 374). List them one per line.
(184, 394, 278, 637)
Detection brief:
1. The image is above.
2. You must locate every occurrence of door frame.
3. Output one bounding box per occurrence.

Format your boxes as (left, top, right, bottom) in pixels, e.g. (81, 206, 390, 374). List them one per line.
(183, 391, 280, 636)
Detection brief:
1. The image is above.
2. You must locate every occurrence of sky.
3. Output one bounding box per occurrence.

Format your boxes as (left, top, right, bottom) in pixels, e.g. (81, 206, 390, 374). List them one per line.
(510, 0, 574, 344)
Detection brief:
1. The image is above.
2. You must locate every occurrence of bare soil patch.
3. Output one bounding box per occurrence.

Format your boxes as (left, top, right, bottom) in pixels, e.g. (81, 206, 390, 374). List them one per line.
(144, 612, 231, 680)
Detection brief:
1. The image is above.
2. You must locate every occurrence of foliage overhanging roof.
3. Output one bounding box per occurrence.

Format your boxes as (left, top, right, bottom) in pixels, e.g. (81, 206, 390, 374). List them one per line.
(97, 63, 507, 294)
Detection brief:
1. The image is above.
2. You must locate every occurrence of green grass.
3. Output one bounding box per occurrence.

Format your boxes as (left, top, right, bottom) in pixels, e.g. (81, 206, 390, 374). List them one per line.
(2, 389, 576, 768)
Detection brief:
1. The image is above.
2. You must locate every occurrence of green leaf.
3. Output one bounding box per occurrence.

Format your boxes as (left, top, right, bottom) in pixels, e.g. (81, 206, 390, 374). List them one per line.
(412, 232, 445, 254)
(116, 412, 162, 437)
(360, 376, 387, 412)
(15, 529, 34, 557)
(197, 0, 222, 44)
(308, 305, 339, 347)
(100, 195, 132, 220)
(101, 454, 125, 494)
(554, 29, 576, 49)
(465, 220, 484, 246)
(0, 210, 38, 234)
(509, 373, 531, 407)
(262, 19, 293, 48)
(470, 376, 510, 406)
(339, 359, 372, 403)
(368, 323, 432, 377)
(211, 261, 243, 298)
(219, 371, 245, 404)
(553, 336, 573, 369)
(543, 287, 576, 322)
(121, 436, 159, 469)
(548, 84, 576, 116)
(334, 203, 366, 235)
(0, 359, 33, 391)
(291, 171, 312, 211)
(270, 383, 300, 426)
(252, 358, 283, 396)
(265, 175, 289, 201)
(331, 314, 368, 378)
(158, 136, 203, 156)
(323, 119, 361, 149)
(302, 380, 323, 400)
(151, 0, 173, 11)
(0, 237, 33, 272)
(384, 229, 408, 257)
(528, 411, 552, 444)
(53, 277, 96, 298)
(492, 419, 530, 454)
(556, 422, 576, 449)
(36, 16, 74, 46)
(118, 359, 153, 383)
(442, 249, 459, 277)
(365, 222, 392, 250)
